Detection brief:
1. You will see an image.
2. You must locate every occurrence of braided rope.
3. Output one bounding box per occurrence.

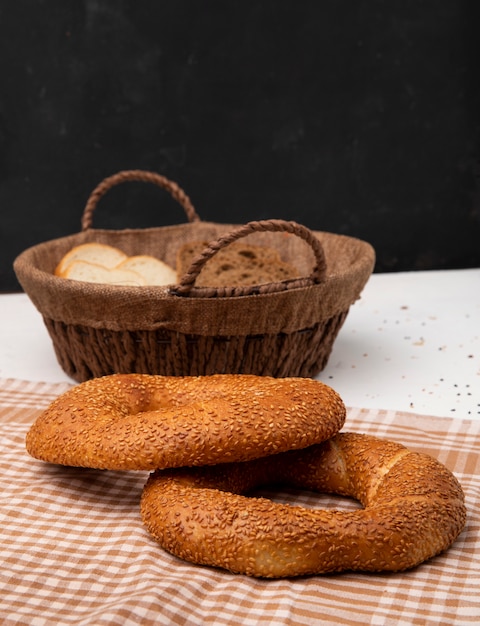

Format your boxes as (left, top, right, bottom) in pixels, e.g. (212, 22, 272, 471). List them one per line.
(173, 219, 327, 297)
(81, 170, 200, 230)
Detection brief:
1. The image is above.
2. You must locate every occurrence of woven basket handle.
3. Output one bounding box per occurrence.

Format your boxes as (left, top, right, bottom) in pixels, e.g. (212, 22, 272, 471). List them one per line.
(173, 219, 327, 297)
(81, 170, 200, 230)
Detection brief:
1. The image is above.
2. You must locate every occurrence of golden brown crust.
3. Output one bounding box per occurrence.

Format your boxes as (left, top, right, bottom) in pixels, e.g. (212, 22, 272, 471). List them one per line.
(140, 432, 466, 578)
(25, 373, 346, 471)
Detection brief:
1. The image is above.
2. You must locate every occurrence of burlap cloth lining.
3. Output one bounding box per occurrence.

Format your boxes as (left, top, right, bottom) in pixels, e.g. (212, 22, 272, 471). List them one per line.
(14, 223, 373, 334)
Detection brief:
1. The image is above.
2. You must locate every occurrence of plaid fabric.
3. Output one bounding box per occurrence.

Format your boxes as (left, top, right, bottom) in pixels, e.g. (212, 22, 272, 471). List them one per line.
(1, 377, 478, 626)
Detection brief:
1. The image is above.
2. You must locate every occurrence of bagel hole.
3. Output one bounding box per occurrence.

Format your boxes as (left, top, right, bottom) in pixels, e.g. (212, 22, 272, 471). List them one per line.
(250, 486, 363, 511)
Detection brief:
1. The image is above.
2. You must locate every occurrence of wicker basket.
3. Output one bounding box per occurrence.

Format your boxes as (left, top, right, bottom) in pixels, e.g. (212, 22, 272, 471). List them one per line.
(14, 170, 375, 382)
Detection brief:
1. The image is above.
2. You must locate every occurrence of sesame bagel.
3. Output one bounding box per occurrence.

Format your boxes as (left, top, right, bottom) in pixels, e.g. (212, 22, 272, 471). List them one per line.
(140, 432, 466, 578)
(25, 373, 346, 471)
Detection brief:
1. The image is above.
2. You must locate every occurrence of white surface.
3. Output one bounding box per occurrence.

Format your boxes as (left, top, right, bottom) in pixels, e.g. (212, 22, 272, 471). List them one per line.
(1, 268, 479, 419)
(320, 268, 480, 419)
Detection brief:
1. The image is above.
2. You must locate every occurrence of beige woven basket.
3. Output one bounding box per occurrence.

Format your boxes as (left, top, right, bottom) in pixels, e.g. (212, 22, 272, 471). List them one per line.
(14, 170, 375, 382)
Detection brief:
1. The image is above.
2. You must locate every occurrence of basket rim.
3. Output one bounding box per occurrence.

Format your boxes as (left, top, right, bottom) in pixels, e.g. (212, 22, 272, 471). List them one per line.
(13, 222, 375, 336)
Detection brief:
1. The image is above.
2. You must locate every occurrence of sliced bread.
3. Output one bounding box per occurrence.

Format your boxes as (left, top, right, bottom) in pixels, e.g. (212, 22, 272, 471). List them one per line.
(62, 260, 146, 286)
(55, 243, 128, 277)
(116, 255, 177, 286)
(176, 241, 300, 287)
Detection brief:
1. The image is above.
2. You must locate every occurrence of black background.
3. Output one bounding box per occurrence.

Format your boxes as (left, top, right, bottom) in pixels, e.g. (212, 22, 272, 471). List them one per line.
(1, 0, 479, 291)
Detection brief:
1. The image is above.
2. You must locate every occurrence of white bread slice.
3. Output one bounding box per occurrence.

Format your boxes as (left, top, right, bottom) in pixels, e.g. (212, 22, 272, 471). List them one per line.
(62, 260, 146, 286)
(116, 255, 177, 286)
(55, 243, 128, 277)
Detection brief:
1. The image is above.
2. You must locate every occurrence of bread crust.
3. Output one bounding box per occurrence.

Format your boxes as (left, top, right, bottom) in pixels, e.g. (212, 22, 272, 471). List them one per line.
(140, 432, 466, 577)
(25, 373, 346, 470)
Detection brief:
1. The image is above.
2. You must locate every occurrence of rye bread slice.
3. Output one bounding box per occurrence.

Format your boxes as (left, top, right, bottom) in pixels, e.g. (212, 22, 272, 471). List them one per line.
(176, 241, 300, 287)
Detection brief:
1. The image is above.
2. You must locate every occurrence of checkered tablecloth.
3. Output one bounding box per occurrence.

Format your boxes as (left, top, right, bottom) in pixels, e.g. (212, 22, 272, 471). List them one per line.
(1, 377, 479, 625)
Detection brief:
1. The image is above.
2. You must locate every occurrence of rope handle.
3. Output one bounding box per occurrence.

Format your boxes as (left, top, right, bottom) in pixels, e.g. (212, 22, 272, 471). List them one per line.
(172, 219, 327, 297)
(81, 170, 200, 230)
